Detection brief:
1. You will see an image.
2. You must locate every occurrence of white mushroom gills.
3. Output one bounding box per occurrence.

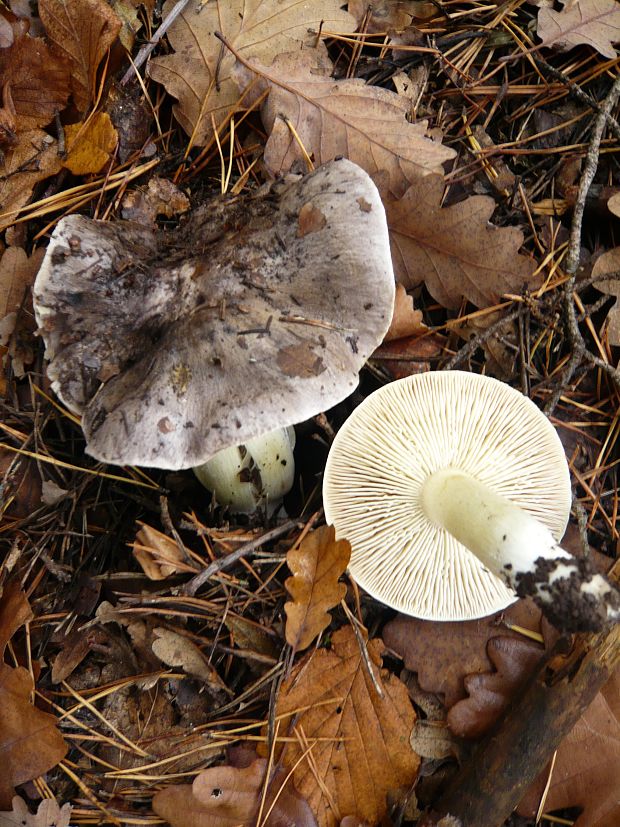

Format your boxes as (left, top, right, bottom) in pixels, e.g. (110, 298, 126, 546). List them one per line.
(194, 426, 295, 514)
(323, 372, 620, 631)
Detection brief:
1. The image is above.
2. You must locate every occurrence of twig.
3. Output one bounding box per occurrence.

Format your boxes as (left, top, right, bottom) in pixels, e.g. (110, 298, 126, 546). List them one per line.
(182, 519, 301, 595)
(120, 0, 194, 86)
(445, 307, 521, 370)
(545, 75, 620, 415)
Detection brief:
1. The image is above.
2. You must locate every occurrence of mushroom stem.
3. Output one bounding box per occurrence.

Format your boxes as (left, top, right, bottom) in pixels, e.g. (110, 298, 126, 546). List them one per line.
(421, 468, 620, 631)
(193, 426, 295, 514)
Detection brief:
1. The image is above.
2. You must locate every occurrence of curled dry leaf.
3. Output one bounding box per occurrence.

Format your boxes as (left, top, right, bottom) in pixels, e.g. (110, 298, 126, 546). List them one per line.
(0, 30, 70, 131)
(264, 626, 420, 827)
(62, 112, 118, 175)
(447, 636, 546, 739)
(384, 283, 426, 342)
(537, 0, 620, 59)
(153, 758, 317, 827)
(284, 525, 351, 653)
(383, 599, 545, 707)
(38, 0, 121, 111)
(0, 796, 72, 827)
(147, 0, 356, 146)
(0, 581, 67, 808)
(0, 129, 62, 230)
(132, 521, 190, 580)
(517, 668, 620, 827)
(386, 173, 538, 308)
(121, 177, 190, 226)
(232, 50, 455, 198)
(592, 248, 620, 346)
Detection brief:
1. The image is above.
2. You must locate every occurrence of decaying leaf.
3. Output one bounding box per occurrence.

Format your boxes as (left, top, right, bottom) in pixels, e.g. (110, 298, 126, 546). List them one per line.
(153, 758, 317, 827)
(0, 129, 62, 230)
(537, 0, 620, 59)
(386, 173, 538, 308)
(0, 582, 67, 808)
(518, 668, 620, 827)
(384, 283, 426, 342)
(38, 0, 121, 110)
(151, 627, 231, 695)
(0, 29, 71, 130)
(147, 0, 356, 146)
(383, 599, 546, 707)
(121, 177, 190, 226)
(592, 248, 620, 346)
(284, 525, 351, 653)
(62, 112, 118, 175)
(132, 521, 190, 580)
(266, 626, 420, 827)
(447, 636, 546, 738)
(232, 50, 456, 197)
(0, 796, 72, 827)
(0, 246, 44, 329)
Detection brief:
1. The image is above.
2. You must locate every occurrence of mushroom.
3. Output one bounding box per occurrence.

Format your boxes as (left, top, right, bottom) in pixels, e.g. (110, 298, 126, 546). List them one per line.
(322, 371, 620, 632)
(33, 160, 395, 507)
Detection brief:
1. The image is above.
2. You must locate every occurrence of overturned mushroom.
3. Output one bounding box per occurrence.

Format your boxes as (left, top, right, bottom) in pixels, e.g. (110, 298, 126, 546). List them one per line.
(33, 160, 395, 490)
(323, 371, 620, 632)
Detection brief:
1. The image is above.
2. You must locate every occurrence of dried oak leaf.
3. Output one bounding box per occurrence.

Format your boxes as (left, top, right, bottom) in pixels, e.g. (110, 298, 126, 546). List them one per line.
(0, 796, 72, 827)
(232, 51, 455, 198)
(384, 283, 426, 342)
(447, 636, 546, 738)
(517, 668, 620, 827)
(132, 521, 190, 580)
(0, 129, 61, 230)
(386, 173, 537, 308)
(383, 599, 545, 708)
(151, 627, 231, 695)
(38, 0, 121, 111)
(153, 758, 317, 827)
(0, 246, 45, 376)
(264, 626, 420, 827)
(592, 248, 620, 346)
(147, 0, 356, 147)
(0, 582, 67, 808)
(62, 112, 118, 175)
(537, 0, 620, 59)
(0, 31, 70, 131)
(284, 525, 351, 653)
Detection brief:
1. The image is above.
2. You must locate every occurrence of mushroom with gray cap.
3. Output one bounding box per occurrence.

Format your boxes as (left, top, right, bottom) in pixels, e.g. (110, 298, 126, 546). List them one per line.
(323, 371, 620, 632)
(33, 159, 395, 510)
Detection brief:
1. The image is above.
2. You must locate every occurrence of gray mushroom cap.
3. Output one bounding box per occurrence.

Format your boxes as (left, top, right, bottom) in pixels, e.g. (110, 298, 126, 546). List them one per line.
(323, 371, 573, 621)
(33, 159, 395, 469)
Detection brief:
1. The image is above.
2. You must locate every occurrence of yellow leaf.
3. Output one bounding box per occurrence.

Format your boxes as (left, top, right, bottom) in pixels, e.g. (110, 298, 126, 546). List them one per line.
(284, 525, 350, 653)
(63, 113, 118, 175)
(267, 626, 420, 827)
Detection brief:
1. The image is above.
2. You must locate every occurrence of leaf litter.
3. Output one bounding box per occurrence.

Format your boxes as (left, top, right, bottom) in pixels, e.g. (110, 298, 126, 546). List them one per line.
(1, 0, 620, 825)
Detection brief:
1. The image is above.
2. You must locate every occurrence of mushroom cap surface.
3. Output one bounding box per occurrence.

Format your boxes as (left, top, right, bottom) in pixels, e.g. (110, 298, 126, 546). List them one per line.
(33, 159, 395, 469)
(322, 371, 572, 620)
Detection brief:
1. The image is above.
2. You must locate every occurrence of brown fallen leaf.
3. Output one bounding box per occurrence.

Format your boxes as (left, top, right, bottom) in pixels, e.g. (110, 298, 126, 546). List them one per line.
(0, 129, 62, 230)
(371, 332, 446, 380)
(121, 177, 190, 226)
(62, 112, 118, 175)
(147, 0, 356, 146)
(264, 626, 420, 827)
(154, 758, 317, 827)
(592, 248, 620, 346)
(0, 796, 72, 827)
(132, 521, 191, 580)
(447, 636, 546, 739)
(232, 50, 455, 197)
(0, 245, 43, 322)
(0, 29, 70, 130)
(0, 581, 67, 808)
(384, 284, 426, 342)
(383, 599, 546, 707)
(347, 0, 414, 33)
(517, 668, 620, 827)
(151, 627, 232, 695)
(537, 0, 620, 59)
(284, 525, 351, 653)
(385, 173, 538, 308)
(38, 0, 121, 111)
